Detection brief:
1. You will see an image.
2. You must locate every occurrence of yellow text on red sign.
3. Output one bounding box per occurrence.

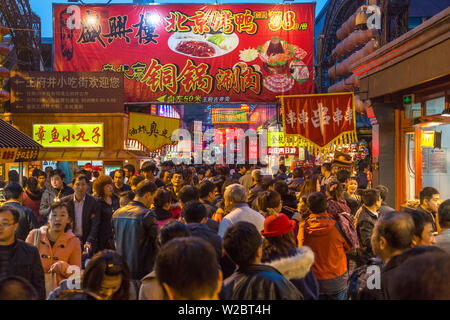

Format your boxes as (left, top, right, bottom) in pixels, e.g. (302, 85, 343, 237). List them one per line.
(33, 123, 104, 147)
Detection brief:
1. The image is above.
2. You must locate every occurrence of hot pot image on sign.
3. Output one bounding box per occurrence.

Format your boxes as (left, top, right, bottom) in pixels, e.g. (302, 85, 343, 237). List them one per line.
(168, 32, 239, 58)
(263, 74, 294, 93)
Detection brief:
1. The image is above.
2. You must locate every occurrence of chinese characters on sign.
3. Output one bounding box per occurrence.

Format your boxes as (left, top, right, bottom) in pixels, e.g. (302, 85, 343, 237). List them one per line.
(54, 4, 314, 103)
(128, 113, 180, 153)
(33, 124, 104, 147)
(281, 93, 357, 156)
(11, 71, 124, 113)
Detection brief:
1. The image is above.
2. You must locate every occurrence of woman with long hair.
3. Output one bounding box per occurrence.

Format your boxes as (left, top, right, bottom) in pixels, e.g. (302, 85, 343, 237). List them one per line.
(92, 175, 119, 251)
(26, 201, 81, 296)
(326, 181, 351, 216)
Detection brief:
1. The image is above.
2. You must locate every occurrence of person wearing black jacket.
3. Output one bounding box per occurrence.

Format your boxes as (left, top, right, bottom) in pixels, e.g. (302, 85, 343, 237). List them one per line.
(356, 189, 382, 266)
(2, 183, 38, 241)
(358, 211, 442, 300)
(0, 207, 45, 299)
(60, 175, 101, 252)
(221, 221, 303, 300)
(92, 175, 119, 251)
(39, 169, 74, 222)
(112, 180, 159, 282)
(181, 201, 222, 259)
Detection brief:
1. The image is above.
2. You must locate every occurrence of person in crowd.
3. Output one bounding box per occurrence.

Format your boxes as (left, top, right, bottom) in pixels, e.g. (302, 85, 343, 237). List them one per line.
(436, 199, 450, 253)
(198, 180, 218, 218)
(183, 167, 195, 186)
(273, 180, 298, 219)
(112, 180, 159, 295)
(34, 170, 47, 192)
(128, 175, 145, 192)
(238, 164, 253, 192)
(0, 276, 39, 300)
(140, 161, 165, 187)
(22, 177, 43, 226)
(374, 185, 395, 218)
(416, 186, 440, 232)
(26, 201, 81, 295)
(298, 174, 321, 198)
(113, 170, 131, 195)
(181, 200, 222, 259)
(218, 184, 265, 238)
(197, 168, 206, 183)
(221, 221, 303, 300)
(93, 175, 119, 251)
(159, 169, 171, 186)
(2, 183, 39, 241)
(356, 162, 370, 190)
(44, 167, 54, 189)
(389, 251, 450, 300)
(298, 192, 351, 300)
(155, 237, 222, 300)
(7, 170, 19, 184)
(260, 213, 319, 300)
(287, 167, 305, 193)
(320, 163, 335, 192)
(257, 190, 283, 217)
(326, 182, 351, 217)
(356, 189, 382, 265)
(344, 176, 362, 216)
(72, 169, 93, 195)
(48, 250, 131, 300)
(247, 169, 265, 207)
(123, 164, 135, 184)
(167, 169, 185, 197)
(234, 164, 246, 181)
(407, 209, 436, 246)
(275, 164, 288, 181)
(0, 206, 45, 299)
(360, 211, 442, 300)
(139, 221, 191, 300)
(39, 169, 74, 222)
(61, 175, 101, 255)
(152, 188, 175, 228)
(178, 185, 218, 232)
(119, 190, 135, 208)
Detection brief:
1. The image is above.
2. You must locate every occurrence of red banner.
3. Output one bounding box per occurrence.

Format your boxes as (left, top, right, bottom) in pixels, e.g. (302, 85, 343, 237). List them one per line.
(53, 4, 314, 103)
(280, 93, 357, 155)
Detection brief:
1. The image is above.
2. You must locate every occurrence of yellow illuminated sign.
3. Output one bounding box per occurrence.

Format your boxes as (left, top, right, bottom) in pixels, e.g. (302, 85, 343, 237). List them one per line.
(33, 123, 103, 147)
(421, 131, 434, 148)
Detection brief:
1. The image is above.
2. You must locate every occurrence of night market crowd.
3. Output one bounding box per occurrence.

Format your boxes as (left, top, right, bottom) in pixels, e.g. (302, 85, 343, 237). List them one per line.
(0, 156, 449, 300)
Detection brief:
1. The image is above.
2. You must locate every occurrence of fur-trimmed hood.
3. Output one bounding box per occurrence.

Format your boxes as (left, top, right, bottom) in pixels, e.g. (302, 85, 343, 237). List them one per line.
(265, 246, 315, 280)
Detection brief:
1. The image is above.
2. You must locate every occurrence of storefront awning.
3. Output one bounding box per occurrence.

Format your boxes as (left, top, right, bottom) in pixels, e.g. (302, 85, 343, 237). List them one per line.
(0, 119, 42, 149)
(0, 119, 42, 163)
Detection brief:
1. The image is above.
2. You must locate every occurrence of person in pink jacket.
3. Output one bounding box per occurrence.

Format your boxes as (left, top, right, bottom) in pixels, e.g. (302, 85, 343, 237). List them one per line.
(26, 201, 81, 294)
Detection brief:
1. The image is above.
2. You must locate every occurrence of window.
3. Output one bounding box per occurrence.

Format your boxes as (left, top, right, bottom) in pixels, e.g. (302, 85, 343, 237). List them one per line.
(425, 97, 445, 116)
(405, 103, 421, 119)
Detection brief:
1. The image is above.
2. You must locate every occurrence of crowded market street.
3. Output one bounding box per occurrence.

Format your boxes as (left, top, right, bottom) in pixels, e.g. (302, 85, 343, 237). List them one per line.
(0, 0, 449, 307)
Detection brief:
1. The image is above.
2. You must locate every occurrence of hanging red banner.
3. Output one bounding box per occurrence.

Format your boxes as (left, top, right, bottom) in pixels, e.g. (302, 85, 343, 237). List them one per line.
(279, 93, 357, 155)
(53, 3, 314, 103)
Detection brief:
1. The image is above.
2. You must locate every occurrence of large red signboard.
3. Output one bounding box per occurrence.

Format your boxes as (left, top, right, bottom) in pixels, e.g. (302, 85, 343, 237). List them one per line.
(54, 4, 314, 103)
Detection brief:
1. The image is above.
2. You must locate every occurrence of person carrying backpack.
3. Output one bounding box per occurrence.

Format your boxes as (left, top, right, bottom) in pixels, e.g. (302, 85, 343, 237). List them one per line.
(297, 192, 351, 300)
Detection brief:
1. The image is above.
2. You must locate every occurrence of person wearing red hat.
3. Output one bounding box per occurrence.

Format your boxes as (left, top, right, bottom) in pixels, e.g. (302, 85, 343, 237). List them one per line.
(260, 213, 319, 300)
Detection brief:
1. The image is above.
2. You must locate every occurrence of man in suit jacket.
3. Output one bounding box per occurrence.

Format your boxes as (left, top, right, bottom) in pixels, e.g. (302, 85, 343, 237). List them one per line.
(60, 175, 101, 252)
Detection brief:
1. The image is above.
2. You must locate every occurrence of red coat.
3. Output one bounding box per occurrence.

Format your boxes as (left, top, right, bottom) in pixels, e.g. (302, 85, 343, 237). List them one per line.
(22, 190, 42, 225)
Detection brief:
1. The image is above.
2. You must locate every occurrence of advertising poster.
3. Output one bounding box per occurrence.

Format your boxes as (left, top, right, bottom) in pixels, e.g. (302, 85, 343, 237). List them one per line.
(54, 4, 315, 103)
